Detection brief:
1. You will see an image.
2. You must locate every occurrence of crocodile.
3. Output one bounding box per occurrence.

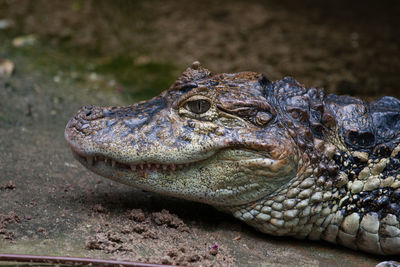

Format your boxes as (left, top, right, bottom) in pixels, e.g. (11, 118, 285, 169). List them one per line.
(65, 62, 400, 255)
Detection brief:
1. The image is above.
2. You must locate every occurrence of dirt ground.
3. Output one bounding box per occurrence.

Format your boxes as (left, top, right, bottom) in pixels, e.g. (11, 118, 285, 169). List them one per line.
(0, 1, 400, 266)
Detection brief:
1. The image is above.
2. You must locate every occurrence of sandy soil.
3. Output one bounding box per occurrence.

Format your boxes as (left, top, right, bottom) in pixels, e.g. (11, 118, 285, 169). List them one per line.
(0, 1, 399, 266)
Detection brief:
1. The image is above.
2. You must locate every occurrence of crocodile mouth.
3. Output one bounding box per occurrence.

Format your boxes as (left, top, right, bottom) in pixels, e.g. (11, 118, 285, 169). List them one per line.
(71, 149, 194, 172)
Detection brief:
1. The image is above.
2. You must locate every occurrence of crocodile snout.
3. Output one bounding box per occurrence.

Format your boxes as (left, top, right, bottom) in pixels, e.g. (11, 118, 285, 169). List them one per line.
(65, 105, 105, 154)
(66, 105, 104, 131)
(76, 105, 105, 122)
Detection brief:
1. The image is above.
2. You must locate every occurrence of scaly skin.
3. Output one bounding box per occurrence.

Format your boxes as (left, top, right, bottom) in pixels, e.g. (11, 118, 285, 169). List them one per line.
(65, 62, 400, 255)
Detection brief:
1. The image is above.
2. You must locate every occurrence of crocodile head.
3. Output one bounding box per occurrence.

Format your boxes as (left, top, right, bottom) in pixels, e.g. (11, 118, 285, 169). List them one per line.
(66, 62, 400, 255)
(65, 62, 329, 208)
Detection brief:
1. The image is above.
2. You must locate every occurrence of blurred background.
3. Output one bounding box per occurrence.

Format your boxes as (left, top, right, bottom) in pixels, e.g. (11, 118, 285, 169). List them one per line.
(1, 0, 399, 100)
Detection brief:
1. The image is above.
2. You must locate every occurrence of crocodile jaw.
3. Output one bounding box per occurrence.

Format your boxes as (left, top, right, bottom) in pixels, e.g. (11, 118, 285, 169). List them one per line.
(70, 147, 298, 206)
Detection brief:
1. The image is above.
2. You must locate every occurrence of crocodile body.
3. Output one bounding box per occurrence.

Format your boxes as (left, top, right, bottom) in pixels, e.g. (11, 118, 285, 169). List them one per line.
(65, 62, 400, 255)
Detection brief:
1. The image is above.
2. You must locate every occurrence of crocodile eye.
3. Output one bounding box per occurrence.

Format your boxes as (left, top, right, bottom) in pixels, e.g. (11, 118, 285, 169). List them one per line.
(186, 99, 211, 114)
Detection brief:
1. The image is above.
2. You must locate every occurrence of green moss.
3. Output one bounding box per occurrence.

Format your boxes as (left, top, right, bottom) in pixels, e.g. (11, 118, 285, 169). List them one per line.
(95, 56, 179, 100)
(0, 32, 181, 103)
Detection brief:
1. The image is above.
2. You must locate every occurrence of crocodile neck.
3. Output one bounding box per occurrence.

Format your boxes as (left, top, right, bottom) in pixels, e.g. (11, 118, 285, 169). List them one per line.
(226, 127, 400, 254)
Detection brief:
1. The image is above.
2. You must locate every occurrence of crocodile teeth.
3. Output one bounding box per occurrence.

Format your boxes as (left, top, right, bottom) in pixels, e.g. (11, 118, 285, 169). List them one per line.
(152, 164, 158, 171)
(170, 164, 176, 171)
(79, 153, 194, 172)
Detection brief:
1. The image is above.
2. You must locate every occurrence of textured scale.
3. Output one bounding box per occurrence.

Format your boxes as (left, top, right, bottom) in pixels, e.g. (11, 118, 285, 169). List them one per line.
(65, 62, 400, 255)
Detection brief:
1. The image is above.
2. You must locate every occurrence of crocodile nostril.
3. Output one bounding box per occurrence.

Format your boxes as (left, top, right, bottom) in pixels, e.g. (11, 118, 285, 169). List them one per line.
(78, 105, 104, 121)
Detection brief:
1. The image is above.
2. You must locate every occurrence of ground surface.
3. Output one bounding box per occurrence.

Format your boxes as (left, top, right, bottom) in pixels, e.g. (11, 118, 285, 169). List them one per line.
(0, 1, 399, 266)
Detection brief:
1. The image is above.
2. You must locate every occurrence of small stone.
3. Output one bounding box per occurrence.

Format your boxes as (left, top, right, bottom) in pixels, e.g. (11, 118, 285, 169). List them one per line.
(4, 180, 16, 190)
(347, 181, 353, 190)
(358, 167, 371, 180)
(353, 151, 369, 162)
(0, 19, 11, 30)
(12, 34, 37, 47)
(363, 177, 380, 191)
(380, 176, 395, 188)
(351, 181, 364, 193)
(339, 196, 349, 207)
(336, 172, 348, 187)
(341, 212, 360, 235)
(371, 158, 388, 175)
(0, 58, 15, 78)
(360, 212, 379, 234)
(323, 191, 332, 201)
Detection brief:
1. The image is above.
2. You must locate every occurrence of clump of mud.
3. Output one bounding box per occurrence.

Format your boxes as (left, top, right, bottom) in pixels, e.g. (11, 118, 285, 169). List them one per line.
(85, 205, 234, 266)
(0, 211, 20, 240)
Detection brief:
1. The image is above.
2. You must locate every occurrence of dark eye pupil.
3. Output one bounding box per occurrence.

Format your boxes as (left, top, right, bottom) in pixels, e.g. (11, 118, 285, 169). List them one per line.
(187, 100, 211, 114)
